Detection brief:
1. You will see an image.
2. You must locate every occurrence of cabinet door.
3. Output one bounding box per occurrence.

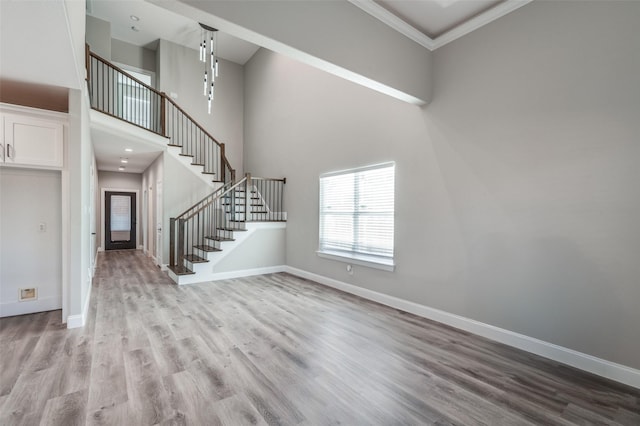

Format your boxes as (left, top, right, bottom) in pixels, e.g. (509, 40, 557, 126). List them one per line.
(3, 114, 64, 168)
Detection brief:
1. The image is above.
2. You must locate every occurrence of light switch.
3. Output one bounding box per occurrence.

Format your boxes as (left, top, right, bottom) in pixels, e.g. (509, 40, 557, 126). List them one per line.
(39, 222, 46, 232)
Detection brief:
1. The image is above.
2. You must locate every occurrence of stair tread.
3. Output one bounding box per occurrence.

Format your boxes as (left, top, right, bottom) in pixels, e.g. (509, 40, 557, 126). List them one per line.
(191, 163, 205, 166)
(193, 245, 222, 252)
(168, 265, 195, 275)
(217, 227, 246, 232)
(178, 153, 194, 157)
(201, 171, 216, 175)
(205, 236, 235, 242)
(167, 144, 182, 147)
(184, 254, 209, 263)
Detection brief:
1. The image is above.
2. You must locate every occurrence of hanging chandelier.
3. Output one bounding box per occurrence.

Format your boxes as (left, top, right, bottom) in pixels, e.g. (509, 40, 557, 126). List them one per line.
(199, 23, 219, 114)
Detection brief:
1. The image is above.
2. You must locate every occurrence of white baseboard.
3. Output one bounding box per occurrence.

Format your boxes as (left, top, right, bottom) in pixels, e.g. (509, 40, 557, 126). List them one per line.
(284, 266, 640, 390)
(66, 314, 84, 328)
(67, 278, 93, 329)
(175, 265, 286, 285)
(0, 296, 62, 318)
(160, 264, 168, 272)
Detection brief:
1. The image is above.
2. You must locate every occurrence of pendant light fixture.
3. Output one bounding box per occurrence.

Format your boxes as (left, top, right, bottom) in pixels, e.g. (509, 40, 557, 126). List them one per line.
(199, 23, 219, 114)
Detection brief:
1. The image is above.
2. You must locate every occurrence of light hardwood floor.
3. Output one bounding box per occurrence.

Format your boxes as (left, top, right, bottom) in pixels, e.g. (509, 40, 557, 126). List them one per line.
(1, 250, 639, 425)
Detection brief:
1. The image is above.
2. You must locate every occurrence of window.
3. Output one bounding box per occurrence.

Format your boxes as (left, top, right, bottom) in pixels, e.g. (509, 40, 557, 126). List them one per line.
(318, 162, 395, 271)
(116, 69, 152, 129)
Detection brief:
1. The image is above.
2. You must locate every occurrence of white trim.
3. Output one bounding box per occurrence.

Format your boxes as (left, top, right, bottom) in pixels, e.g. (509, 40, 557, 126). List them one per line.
(112, 61, 156, 88)
(172, 265, 286, 285)
(432, 0, 534, 49)
(348, 0, 533, 51)
(0, 296, 61, 318)
(348, 0, 436, 50)
(317, 250, 394, 272)
(61, 166, 70, 324)
(283, 266, 640, 390)
(66, 314, 83, 329)
(67, 272, 92, 329)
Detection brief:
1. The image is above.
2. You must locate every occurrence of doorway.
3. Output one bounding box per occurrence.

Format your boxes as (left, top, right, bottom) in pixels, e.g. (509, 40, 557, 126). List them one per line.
(105, 191, 136, 250)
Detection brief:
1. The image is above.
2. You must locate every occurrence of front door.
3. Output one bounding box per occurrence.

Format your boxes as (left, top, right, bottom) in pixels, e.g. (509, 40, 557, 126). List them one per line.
(105, 191, 136, 250)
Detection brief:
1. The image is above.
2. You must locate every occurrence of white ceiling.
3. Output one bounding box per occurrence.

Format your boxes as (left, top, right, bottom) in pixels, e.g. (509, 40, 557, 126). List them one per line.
(92, 124, 163, 173)
(87, 0, 260, 65)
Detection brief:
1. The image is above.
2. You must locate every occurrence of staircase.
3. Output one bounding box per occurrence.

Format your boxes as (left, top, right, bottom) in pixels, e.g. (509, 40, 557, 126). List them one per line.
(86, 46, 286, 284)
(168, 174, 286, 284)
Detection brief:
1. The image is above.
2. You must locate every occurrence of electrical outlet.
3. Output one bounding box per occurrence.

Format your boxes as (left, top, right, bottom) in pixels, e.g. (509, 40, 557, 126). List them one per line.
(39, 222, 46, 232)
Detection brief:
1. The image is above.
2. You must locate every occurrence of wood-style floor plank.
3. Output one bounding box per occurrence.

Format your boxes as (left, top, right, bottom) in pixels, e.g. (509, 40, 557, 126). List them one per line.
(0, 250, 639, 425)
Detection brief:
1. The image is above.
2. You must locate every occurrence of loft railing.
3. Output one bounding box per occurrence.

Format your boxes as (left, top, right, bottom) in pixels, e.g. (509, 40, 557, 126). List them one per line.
(86, 46, 235, 182)
(169, 174, 286, 273)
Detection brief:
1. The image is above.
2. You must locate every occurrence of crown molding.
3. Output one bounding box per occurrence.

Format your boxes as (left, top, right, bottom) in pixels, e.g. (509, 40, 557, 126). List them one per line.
(348, 0, 436, 50)
(349, 0, 534, 51)
(432, 0, 534, 49)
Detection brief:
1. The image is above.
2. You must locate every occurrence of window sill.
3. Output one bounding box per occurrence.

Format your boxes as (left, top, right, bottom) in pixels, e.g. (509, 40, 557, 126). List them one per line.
(316, 250, 395, 272)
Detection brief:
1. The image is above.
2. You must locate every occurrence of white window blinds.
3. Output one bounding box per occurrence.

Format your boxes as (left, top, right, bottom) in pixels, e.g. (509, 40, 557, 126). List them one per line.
(319, 162, 395, 265)
(110, 195, 131, 232)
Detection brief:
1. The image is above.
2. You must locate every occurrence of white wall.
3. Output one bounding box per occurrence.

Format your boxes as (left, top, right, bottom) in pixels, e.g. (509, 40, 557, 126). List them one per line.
(157, 39, 244, 174)
(0, 168, 62, 317)
(97, 171, 142, 250)
(66, 87, 96, 327)
(213, 226, 286, 273)
(244, 1, 640, 370)
(161, 153, 214, 264)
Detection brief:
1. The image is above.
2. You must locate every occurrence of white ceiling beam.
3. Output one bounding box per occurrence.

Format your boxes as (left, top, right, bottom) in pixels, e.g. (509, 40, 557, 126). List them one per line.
(149, 0, 433, 105)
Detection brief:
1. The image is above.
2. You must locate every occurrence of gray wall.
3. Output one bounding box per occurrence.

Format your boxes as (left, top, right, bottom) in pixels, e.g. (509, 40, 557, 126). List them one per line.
(142, 154, 163, 261)
(244, 1, 640, 369)
(157, 39, 244, 174)
(111, 39, 156, 74)
(0, 168, 62, 316)
(85, 15, 111, 59)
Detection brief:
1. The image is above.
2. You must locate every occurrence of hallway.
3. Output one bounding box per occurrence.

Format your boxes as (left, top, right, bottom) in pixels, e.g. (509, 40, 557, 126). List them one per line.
(1, 250, 639, 425)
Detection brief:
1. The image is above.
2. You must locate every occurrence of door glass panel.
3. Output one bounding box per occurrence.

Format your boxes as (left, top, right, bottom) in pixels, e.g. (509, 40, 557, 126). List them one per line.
(110, 195, 131, 242)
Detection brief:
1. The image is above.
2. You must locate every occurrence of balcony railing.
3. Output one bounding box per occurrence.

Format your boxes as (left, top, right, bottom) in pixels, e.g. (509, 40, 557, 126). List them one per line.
(86, 46, 235, 182)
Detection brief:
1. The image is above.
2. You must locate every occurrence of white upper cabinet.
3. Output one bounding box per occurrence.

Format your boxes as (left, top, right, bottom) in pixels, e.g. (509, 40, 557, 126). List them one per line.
(1, 105, 65, 169)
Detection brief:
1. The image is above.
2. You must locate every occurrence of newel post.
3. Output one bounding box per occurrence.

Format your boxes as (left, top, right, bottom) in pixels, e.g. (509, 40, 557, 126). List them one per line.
(85, 44, 90, 82)
(169, 218, 176, 268)
(177, 218, 186, 268)
(220, 143, 226, 181)
(245, 173, 251, 222)
(160, 93, 167, 137)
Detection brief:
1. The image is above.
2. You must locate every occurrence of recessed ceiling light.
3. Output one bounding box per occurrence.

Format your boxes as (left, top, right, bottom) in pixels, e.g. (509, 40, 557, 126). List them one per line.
(121, 158, 128, 163)
(118, 166, 125, 171)
(131, 26, 139, 32)
(125, 148, 133, 152)
(130, 15, 140, 21)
